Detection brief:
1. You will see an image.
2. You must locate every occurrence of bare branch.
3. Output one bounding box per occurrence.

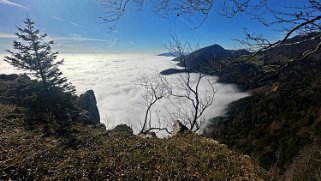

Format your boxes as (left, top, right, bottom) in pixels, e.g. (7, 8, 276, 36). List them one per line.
(163, 34, 217, 132)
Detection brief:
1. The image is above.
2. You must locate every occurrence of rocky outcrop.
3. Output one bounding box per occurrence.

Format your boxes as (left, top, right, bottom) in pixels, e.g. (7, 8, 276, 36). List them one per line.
(78, 90, 100, 125)
(172, 120, 189, 135)
(138, 132, 157, 138)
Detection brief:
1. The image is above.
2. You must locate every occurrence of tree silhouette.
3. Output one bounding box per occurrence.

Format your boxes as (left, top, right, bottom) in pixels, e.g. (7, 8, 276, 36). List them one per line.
(163, 34, 216, 132)
(100, 0, 321, 62)
(136, 73, 171, 134)
(4, 17, 75, 94)
(4, 17, 76, 132)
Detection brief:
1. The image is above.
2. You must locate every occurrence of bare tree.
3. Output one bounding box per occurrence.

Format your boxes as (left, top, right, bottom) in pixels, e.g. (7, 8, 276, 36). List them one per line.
(232, 1, 321, 61)
(99, 0, 212, 30)
(136, 73, 171, 134)
(136, 34, 216, 133)
(163, 33, 217, 132)
(168, 73, 216, 132)
(99, 0, 321, 64)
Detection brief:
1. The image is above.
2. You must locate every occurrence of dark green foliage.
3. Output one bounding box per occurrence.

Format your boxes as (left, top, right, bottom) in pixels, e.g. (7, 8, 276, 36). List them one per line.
(217, 63, 261, 90)
(206, 57, 321, 176)
(2, 17, 77, 134)
(112, 124, 134, 135)
(4, 17, 74, 94)
(0, 75, 78, 135)
(286, 143, 321, 181)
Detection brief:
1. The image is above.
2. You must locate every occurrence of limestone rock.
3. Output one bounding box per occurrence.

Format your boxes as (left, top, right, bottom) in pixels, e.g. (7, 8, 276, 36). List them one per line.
(138, 132, 157, 138)
(172, 120, 189, 135)
(78, 90, 100, 124)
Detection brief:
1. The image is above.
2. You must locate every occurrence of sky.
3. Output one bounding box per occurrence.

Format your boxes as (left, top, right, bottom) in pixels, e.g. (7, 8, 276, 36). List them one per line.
(0, 0, 307, 54)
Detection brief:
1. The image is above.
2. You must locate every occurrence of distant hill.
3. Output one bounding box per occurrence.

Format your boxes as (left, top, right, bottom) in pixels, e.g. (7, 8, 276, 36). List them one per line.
(157, 52, 180, 57)
(163, 33, 320, 77)
(214, 33, 321, 90)
(172, 44, 249, 71)
(259, 32, 321, 65)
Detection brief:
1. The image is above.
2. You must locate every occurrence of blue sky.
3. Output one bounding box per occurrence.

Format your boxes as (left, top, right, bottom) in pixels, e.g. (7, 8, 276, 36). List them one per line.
(0, 0, 305, 54)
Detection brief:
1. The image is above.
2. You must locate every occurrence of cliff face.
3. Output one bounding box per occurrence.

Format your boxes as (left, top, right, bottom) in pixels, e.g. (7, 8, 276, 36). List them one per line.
(78, 90, 100, 125)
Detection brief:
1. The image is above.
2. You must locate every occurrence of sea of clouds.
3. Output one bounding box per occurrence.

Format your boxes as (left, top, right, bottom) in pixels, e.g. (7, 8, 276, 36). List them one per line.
(0, 54, 248, 133)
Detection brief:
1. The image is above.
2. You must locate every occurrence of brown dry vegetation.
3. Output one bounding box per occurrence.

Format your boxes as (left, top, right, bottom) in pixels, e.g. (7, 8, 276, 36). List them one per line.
(0, 104, 267, 180)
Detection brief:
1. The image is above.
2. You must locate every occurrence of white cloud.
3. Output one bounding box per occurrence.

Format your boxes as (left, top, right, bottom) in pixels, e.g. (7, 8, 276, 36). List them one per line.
(129, 41, 135, 45)
(0, 32, 108, 43)
(69, 21, 83, 28)
(0, 32, 16, 39)
(51, 34, 109, 42)
(50, 16, 64, 21)
(0, 54, 249, 135)
(108, 39, 118, 48)
(50, 15, 83, 28)
(0, 0, 28, 9)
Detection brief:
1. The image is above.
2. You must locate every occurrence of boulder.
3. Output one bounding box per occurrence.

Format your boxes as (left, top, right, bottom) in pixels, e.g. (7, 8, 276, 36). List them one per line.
(172, 120, 189, 135)
(138, 132, 157, 138)
(78, 90, 100, 124)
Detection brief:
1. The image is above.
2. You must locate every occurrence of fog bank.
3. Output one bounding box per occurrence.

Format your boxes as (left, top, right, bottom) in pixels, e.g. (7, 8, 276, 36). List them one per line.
(0, 54, 248, 133)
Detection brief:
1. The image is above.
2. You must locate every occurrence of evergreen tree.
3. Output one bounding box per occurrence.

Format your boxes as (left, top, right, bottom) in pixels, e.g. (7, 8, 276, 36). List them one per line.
(4, 17, 75, 94)
(4, 17, 77, 133)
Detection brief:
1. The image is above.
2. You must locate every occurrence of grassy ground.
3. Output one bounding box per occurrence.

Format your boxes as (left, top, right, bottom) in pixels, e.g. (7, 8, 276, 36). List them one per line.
(0, 104, 267, 180)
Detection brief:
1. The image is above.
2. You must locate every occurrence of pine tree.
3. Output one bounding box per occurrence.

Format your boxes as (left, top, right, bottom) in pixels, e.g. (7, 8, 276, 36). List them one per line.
(4, 17, 75, 94)
(4, 17, 77, 133)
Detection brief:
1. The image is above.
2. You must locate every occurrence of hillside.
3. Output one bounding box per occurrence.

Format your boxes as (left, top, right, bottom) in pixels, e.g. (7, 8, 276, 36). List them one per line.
(164, 34, 321, 91)
(157, 52, 181, 57)
(0, 104, 267, 180)
(170, 44, 249, 72)
(0, 76, 267, 180)
(260, 32, 321, 65)
(204, 56, 321, 180)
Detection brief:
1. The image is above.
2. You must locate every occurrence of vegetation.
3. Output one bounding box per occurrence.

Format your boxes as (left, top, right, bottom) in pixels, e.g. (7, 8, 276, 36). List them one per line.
(0, 41, 266, 179)
(136, 73, 171, 134)
(1, 8, 321, 180)
(3, 17, 77, 134)
(4, 17, 74, 94)
(136, 34, 217, 134)
(205, 56, 321, 179)
(0, 103, 267, 180)
(163, 34, 216, 132)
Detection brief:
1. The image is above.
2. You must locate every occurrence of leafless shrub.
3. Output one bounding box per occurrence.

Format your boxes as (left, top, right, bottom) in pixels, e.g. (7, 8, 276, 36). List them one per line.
(136, 72, 171, 134)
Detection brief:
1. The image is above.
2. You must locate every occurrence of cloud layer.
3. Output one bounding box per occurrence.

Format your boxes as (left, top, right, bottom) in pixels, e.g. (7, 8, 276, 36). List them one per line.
(0, 54, 248, 134)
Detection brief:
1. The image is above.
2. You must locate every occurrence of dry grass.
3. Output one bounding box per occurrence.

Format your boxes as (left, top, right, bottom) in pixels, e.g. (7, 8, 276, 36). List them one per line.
(0, 104, 267, 180)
